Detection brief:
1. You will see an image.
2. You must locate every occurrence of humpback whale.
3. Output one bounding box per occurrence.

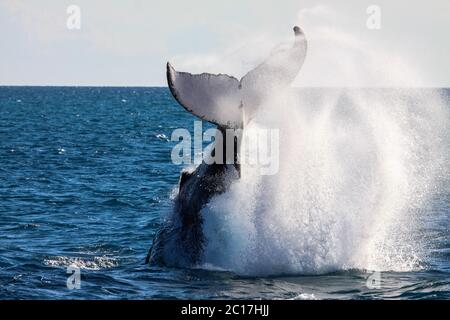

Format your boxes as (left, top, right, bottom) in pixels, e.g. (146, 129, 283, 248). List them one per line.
(146, 26, 308, 266)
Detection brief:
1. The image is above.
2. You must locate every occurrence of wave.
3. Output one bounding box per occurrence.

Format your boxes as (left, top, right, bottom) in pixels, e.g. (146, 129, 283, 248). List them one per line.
(43, 255, 120, 270)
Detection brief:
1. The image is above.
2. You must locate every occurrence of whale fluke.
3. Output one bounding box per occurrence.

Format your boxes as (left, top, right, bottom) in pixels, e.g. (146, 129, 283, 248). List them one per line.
(240, 26, 307, 116)
(148, 26, 308, 267)
(167, 63, 242, 128)
(166, 26, 307, 128)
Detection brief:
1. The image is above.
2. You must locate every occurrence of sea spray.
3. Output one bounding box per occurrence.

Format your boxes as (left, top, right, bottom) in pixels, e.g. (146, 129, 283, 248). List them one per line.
(193, 19, 450, 275)
(200, 88, 449, 276)
(166, 20, 450, 275)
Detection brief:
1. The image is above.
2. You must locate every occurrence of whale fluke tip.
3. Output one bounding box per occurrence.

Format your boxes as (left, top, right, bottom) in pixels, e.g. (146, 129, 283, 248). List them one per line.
(293, 26, 303, 36)
(167, 61, 174, 72)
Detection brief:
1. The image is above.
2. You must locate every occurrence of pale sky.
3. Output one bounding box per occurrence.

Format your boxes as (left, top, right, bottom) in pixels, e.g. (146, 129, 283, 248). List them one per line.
(0, 0, 449, 87)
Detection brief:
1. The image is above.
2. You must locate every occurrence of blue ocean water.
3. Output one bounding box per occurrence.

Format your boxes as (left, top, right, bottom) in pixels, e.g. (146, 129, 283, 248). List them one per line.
(0, 86, 449, 299)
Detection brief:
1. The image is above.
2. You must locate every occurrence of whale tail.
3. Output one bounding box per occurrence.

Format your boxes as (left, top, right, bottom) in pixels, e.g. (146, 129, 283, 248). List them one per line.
(167, 63, 243, 128)
(166, 26, 307, 128)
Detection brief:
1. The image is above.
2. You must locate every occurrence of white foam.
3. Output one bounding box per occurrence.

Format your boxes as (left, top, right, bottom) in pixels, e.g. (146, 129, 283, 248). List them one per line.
(43, 256, 119, 270)
(201, 87, 448, 276)
(196, 22, 450, 276)
(289, 293, 317, 300)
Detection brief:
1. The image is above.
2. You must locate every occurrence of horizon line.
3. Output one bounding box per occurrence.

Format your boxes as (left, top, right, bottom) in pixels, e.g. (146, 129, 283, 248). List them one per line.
(1, 85, 449, 89)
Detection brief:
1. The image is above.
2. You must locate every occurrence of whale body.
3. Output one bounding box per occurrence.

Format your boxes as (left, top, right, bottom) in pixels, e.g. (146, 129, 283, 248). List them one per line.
(146, 26, 308, 266)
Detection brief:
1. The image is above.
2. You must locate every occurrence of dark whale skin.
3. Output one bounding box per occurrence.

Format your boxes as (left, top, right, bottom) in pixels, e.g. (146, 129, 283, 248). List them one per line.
(147, 27, 305, 266)
(146, 128, 239, 266)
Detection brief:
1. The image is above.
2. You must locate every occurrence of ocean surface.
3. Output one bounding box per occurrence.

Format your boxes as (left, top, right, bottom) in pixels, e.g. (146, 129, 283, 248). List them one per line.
(0, 86, 449, 300)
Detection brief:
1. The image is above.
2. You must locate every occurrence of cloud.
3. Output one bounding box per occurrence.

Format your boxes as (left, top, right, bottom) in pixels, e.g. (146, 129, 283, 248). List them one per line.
(297, 5, 338, 22)
(170, 4, 427, 87)
(292, 4, 429, 87)
(0, 1, 68, 43)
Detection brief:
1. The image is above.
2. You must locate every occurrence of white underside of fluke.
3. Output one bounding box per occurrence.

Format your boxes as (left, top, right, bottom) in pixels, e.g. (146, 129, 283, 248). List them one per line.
(167, 26, 308, 128)
(167, 64, 242, 127)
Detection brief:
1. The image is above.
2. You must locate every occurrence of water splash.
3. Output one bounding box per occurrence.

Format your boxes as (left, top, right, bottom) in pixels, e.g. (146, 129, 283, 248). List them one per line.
(164, 17, 450, 276)
(43, 255, 120, 270)
(200, 87, 449, 276)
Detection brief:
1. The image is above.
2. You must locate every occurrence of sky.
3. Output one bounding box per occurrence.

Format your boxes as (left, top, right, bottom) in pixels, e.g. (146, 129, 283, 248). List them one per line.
(0, 0, 449, 87)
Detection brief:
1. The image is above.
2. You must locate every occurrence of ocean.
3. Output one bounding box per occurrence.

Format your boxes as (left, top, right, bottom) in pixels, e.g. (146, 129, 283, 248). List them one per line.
(0, 86, 449, 299)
